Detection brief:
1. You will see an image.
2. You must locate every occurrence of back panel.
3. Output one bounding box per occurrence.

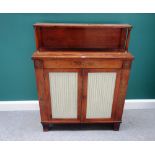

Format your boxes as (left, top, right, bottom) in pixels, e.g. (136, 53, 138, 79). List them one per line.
(34, 23, 132, 52)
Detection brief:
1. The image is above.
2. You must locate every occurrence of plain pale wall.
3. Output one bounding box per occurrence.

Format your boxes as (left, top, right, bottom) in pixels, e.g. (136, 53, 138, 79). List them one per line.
(0, 13, 155, 100)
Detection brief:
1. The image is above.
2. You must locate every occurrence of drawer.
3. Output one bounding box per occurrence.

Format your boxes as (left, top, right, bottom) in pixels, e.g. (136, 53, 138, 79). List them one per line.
(44, 59, 122, 69)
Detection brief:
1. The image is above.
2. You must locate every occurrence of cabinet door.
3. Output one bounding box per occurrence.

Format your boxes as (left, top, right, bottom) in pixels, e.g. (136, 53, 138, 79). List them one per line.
(82, 69, 121, 122)
(44, 69, 82, 123)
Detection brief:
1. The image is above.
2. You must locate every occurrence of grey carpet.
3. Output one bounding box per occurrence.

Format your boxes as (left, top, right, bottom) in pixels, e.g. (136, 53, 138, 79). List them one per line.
(0, 109, 155, 141)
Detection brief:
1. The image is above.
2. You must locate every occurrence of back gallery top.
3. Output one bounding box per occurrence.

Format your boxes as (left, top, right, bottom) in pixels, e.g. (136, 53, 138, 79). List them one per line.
(33, 23, 132, 52)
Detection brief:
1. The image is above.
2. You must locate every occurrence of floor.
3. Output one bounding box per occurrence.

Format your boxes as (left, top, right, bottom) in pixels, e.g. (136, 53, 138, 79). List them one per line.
(0, 109, 155, 141)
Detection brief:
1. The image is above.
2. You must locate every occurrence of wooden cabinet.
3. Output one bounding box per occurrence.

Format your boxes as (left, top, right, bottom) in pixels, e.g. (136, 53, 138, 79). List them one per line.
(32, 23, 134, 131)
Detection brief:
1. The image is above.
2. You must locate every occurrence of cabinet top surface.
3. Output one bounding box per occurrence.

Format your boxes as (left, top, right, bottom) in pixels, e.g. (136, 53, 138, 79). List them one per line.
(34, 23, 132, 28)
(32, 51, 134, 60)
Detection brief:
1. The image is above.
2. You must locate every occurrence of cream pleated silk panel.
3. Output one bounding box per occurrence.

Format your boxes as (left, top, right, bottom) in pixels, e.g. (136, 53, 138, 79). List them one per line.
(49, 72, 78, 119)
(86, 72, 116, 118)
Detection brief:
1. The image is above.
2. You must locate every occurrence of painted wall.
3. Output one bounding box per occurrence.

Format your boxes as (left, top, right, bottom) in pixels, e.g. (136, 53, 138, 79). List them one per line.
(0, 13, 155, 100)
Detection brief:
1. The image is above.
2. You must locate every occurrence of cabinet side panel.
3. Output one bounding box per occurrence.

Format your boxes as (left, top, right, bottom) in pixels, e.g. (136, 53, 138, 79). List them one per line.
(86, 72, 116, 118)
(115, 61, 132, 121)
(49, 72, 78, 118)
(34, 60, 48, 121)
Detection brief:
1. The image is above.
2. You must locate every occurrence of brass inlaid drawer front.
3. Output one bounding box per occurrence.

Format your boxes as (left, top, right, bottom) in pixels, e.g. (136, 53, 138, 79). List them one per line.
(44, 59, 122, 69)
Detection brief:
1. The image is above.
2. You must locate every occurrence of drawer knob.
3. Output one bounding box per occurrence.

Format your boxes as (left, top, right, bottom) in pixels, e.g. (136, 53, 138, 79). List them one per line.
(73, 61, 82, 65)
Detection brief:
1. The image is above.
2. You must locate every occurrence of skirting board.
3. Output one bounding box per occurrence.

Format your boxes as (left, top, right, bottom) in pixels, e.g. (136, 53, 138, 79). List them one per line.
(0, 100, 155, 111)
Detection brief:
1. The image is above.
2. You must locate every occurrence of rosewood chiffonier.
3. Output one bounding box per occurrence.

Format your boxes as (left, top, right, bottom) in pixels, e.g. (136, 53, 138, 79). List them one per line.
(32, 23, 134, 131)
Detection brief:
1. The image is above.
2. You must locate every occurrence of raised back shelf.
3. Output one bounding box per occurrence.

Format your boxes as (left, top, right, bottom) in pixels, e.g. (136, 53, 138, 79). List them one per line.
(34, 23, 132, 52)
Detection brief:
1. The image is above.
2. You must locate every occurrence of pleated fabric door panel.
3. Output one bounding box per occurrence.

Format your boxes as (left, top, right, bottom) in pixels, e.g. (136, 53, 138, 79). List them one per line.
(86, 72, 116, 118)
(44, 69, 82, 123)
(49, 72, 78, 119)
(82, 69, 121, 122)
